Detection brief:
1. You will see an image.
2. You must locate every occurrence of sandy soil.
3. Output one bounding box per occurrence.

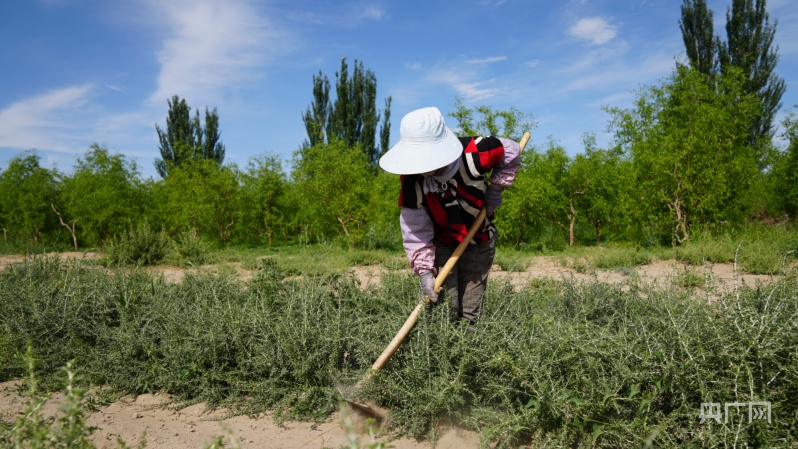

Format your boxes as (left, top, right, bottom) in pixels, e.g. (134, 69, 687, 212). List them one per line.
(0, 381, 479, 449)
(351, 256, 778, 298)
(0, 251, 777, 295)
(0, 251, 786, 448)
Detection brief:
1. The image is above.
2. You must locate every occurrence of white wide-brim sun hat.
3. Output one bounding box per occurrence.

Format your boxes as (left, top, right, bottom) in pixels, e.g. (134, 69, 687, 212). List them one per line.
(379, 106, 462, 175)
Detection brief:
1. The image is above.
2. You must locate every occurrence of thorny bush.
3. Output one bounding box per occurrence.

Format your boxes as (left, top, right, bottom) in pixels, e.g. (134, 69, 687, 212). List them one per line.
(1, 256, 796, 447)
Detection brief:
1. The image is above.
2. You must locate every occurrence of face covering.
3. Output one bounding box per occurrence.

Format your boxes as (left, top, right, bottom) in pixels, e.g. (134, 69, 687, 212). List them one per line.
(422, 158, 460, 194)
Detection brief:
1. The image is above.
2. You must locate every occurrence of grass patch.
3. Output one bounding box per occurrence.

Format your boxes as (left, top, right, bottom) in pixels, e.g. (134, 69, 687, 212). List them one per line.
(494, 249, 530, 272)
(213, 244, 405, 277)
(590, 246, 653, 270)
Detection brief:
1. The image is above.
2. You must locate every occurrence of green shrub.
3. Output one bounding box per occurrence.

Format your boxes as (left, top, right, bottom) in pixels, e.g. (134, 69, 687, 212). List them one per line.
(105, 221, 171, 266)
(2, 257, 797, 447)
(347, 250, 387, 267)
(591, 247, 652, 269)
(355, 226, 402, 251)
(493, 250, 530, 272)
(674, 265, 704, 288)
(174, 230, 212, 266)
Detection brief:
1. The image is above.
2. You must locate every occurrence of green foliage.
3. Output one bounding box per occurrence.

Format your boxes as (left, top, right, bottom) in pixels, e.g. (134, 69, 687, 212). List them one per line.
(2, 255, 797, 447)
(154, 95, 226, 178)
(607, 66, 759, 245)
(674, 265, 704, 288)
(577, 134, 633, 244)
(591, 247, 653, 270)
(770, 110, 798, 217)
(449, 97, 536, 141)
(238, 154, 286, 245)
(366, 276, 798, 446)
(502, 135, 632, 249)
(680, 0, 785, 156)
(354, 170, 401, 251)
(302, 58, 392, 166)
(493, 249, 530, 272)
(157, 159, 240, 244)
(105, 221, 172, 266)
(504, 141, 584, 247)
(680, 0, 718, 77)
(654, 223, 798, 275)
(60, 144, 143, 247)
(719, 0, 786, 149)
(291, 141, 374, 244)
(0, 351, 109, 448)
(0, 151, 60, 245)
(173, 230, 211, 266)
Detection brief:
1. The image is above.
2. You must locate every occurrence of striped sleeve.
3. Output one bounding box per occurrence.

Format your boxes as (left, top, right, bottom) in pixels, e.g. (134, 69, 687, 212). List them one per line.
(460, 136, 505, 179)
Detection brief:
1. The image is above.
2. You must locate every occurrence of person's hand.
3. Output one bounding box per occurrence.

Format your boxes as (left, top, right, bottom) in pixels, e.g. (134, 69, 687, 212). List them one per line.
(485, 185, 503, 215)
(418, 269, 437, 303)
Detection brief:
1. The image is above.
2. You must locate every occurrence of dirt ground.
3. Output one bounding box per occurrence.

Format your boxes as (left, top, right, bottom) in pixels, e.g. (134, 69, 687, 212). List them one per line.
(0, 251, 777, 294)
(0, 380, 481, 449)
(0, 251, 784, 448)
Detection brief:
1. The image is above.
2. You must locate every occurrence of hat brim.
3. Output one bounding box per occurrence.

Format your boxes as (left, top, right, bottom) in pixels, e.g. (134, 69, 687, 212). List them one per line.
(379, 127, 462, 175)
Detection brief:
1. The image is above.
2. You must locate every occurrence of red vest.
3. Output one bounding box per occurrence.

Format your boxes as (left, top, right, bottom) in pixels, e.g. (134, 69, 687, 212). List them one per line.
(398, 136, 505, 246)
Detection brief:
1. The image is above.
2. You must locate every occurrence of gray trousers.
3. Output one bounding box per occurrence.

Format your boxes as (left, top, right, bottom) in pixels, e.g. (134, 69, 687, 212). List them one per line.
(434, 234, 496, 324)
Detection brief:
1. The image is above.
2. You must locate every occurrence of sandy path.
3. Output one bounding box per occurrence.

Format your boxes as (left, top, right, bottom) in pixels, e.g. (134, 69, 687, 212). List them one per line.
(352, 257, 778, 297)
(0, 381, 479, 448)
(0, 252, 779, 295)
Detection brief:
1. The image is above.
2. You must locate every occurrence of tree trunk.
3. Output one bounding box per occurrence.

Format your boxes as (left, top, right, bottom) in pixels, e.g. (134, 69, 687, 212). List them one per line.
(670, 193, 689, 245)
(51, 204, 78, 250)
(2, 228, 6, 244)
(592, 219, 602, 244)
(336, 216, 351, 237)
(263, 209, 273, 245)
(568, 198, 577, 247)
(218, 217, 234, 244)
(548, 217, 569, 246)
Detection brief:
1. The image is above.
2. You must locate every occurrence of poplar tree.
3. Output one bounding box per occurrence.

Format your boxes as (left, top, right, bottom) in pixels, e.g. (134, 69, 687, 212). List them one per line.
(301, 57, 392, 166)
(719, 0, 786, 147)
(154, 95, 226, 178)
(679, 0, 718, 77)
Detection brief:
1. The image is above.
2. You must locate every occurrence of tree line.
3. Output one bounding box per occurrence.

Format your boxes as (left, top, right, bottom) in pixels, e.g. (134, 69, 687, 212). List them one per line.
(1, 1, 796, 252)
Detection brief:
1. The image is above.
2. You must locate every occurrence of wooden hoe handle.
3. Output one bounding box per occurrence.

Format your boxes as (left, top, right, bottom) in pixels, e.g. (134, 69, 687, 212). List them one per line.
(370, 131, 531, 372)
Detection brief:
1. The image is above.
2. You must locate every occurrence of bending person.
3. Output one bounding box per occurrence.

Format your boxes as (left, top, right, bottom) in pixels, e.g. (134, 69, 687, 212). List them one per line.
(379, 106, 521, 325)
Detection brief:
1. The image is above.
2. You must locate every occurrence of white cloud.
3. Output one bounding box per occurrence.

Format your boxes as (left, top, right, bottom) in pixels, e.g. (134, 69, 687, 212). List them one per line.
(477, 0, 508, 6)
(0, 85, 93, 153)
(562, 51, 674, 94)
(453, 82, 501, 101)
(525, 59, 541, 68)
(467, 56, 507, 65)
(427, 69, 500, 101)
(148, 0, 286, 105)
(359, 5, 386, 20)
(568, 17, 618, 45)
(586, 91, 634, 109)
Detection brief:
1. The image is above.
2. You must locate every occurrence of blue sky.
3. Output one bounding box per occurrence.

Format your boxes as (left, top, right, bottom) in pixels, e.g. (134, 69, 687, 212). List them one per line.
(1, 0, 797, 179)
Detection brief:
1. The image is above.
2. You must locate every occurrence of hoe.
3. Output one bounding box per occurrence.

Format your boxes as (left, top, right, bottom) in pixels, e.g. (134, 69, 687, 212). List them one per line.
(342, 132, 531, 420)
